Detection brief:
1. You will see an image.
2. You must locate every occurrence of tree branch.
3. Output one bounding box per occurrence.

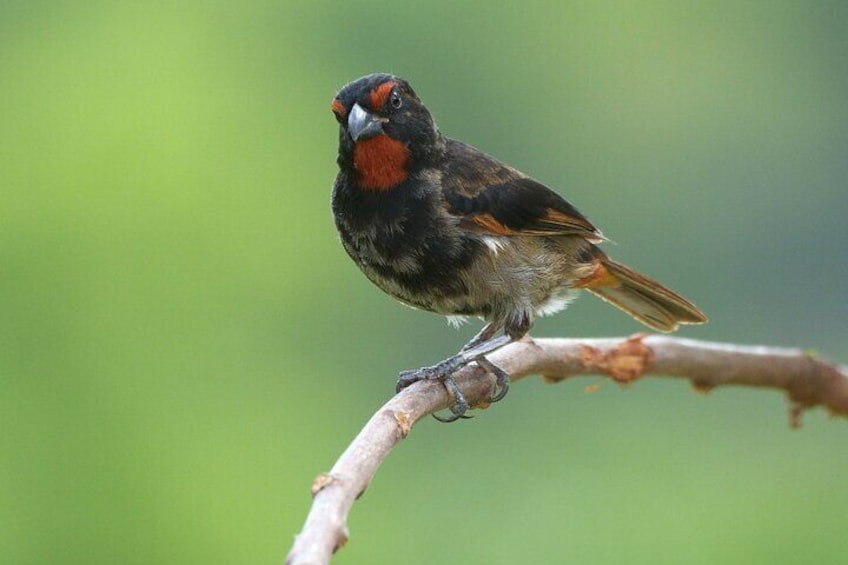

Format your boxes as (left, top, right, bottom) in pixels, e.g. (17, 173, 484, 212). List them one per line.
(285, 335, 848, 565)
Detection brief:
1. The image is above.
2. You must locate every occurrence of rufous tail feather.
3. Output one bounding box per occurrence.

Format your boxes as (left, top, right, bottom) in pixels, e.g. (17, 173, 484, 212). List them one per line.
(576, 254, 707, 332)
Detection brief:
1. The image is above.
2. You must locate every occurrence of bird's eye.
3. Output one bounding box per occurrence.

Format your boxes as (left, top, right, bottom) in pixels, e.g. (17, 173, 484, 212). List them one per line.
(390, 90, 402, 109)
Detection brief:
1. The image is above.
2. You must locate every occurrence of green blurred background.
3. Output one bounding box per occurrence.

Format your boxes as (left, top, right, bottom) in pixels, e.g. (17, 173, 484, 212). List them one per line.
(2, 1, 847, 563)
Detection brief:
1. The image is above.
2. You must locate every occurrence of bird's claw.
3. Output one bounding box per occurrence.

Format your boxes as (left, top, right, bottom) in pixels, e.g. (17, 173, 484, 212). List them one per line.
(432, 375, 471, 423)
(476, 356, 510, 404)
(396, 359, 470, 422)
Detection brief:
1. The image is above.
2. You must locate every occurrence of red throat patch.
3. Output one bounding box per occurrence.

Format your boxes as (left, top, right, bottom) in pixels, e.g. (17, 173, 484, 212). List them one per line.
(353, 134, 410, 191)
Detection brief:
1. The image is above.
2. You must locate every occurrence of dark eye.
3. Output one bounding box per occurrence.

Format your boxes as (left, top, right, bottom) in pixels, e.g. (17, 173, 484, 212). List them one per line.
(390, 90, 402, 109)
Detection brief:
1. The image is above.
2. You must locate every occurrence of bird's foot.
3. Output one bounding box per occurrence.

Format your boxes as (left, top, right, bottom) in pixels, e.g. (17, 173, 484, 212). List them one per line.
(396, 357, 471, 423)
(396, 357, 465, 392)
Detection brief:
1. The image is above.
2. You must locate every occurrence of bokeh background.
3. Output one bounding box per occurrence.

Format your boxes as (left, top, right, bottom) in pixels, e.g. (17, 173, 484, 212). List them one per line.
(2, 1, 847, 563)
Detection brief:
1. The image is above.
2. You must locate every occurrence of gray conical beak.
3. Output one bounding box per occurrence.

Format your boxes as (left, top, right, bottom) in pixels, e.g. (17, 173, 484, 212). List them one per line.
(347, 103, 384, 142)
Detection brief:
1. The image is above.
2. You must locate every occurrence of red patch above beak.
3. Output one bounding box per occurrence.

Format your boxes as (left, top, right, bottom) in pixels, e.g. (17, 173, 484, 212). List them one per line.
(331, 98, 346, 119)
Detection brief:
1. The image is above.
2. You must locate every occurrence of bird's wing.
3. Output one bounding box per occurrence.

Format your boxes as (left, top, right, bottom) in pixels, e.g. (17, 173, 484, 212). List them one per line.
(441, 140, 604, 241)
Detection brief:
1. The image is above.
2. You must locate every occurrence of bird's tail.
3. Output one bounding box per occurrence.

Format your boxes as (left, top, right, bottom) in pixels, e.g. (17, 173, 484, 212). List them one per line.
(574, 251, 708, 332)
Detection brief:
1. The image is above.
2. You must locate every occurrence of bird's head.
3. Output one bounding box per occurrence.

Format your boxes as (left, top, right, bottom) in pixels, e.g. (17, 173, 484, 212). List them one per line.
(331, 73, 439, 191)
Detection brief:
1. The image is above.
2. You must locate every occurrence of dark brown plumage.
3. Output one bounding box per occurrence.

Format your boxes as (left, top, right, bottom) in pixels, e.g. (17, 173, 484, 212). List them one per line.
(331, 73, 706, 420)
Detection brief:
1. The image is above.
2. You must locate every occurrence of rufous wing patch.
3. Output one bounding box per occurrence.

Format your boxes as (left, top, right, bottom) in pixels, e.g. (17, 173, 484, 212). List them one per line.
(467, 207, 600, 237)
(539, 208, 597, 233)
(468, 213, 520, 235)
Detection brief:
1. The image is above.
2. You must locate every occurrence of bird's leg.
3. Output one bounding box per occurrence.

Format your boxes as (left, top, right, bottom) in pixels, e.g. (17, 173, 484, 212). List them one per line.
(396, 333, 514, 391)
(460, 322, 502, 352)
(397, 332, 515, 422)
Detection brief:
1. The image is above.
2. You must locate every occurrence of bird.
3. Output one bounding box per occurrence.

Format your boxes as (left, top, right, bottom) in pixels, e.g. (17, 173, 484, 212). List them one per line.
(330, 73, 707, 421)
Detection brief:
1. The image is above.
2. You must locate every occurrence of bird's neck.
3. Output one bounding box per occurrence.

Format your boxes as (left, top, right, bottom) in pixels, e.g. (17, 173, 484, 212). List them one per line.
(339, 132, 444, 193)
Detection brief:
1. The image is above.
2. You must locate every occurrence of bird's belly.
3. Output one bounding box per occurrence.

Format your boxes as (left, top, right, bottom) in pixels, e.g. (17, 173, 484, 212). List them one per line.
(459, 235, 587, 318)
(337, 200, 590, 321)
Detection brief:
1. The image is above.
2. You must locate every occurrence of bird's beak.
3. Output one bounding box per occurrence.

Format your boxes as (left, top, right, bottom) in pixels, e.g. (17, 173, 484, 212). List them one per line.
(347, 103, 384, 142)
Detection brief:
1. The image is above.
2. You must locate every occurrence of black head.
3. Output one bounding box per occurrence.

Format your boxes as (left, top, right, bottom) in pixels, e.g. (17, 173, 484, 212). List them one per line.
(331, 73, 440, 170)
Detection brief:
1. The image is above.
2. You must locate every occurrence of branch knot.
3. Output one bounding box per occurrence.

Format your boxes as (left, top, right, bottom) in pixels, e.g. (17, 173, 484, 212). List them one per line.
(578, 334, 654, 383)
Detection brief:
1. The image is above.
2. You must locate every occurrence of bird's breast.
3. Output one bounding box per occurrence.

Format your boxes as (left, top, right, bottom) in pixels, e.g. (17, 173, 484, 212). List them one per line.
(332, 174, 479, 311)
